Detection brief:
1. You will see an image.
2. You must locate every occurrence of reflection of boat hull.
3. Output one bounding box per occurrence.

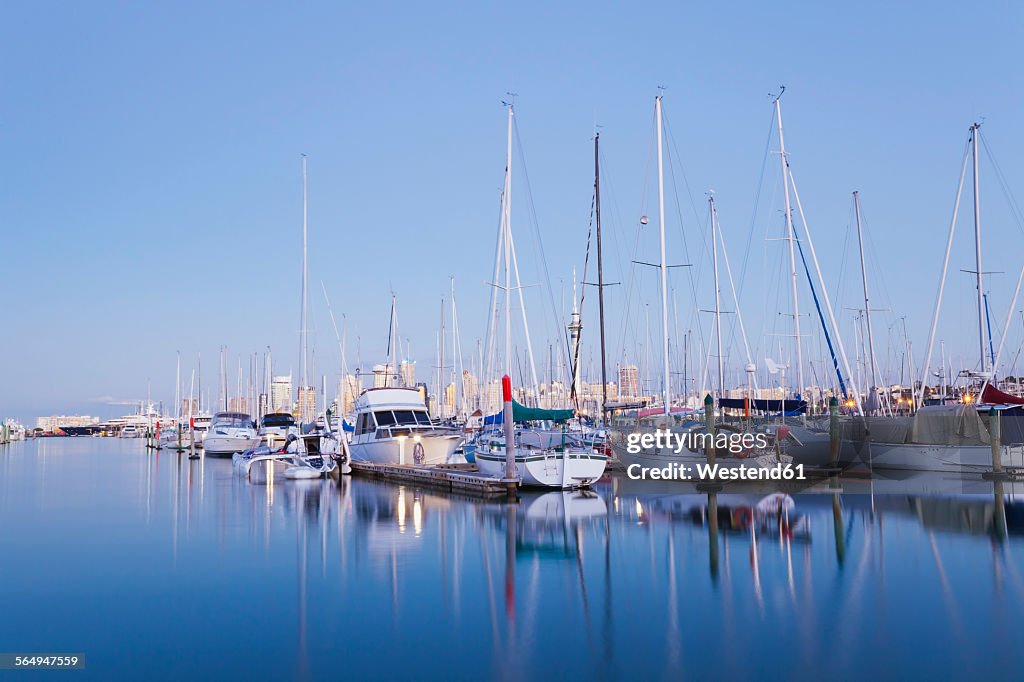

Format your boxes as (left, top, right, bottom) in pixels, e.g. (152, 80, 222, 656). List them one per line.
(476, 448, 607, 488)
(349, 434, 461, 465)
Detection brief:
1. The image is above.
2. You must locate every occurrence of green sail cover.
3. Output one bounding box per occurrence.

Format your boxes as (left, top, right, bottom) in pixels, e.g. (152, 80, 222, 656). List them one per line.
(484, 400, 575, 425)
(512, 400, 574, 423)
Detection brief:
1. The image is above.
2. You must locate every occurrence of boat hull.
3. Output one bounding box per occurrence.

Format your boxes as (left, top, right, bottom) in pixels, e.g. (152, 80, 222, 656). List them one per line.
(475, 447, 608, 489)
(348, 434, 462, 465)
(205, 435, 261, 457)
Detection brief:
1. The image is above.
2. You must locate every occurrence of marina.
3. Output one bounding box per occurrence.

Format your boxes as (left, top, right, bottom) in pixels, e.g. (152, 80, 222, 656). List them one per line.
(6, 1, 1024, 678)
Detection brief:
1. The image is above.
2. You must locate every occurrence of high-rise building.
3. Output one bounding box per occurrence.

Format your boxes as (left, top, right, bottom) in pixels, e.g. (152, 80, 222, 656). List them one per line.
(228, 397, 248, 414)
(297, 386, 316, 422)
(399, 360, 416, 387)
(340, 373, 362, 414)
(180, 399, 199, 418)
(619, 364, 640, 399)
(372, 364, 395, 389)
(271, 375, 292, 413)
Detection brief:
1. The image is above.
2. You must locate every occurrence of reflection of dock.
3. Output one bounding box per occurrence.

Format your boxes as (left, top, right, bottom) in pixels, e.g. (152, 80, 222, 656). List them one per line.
(350, 461, 517, 497)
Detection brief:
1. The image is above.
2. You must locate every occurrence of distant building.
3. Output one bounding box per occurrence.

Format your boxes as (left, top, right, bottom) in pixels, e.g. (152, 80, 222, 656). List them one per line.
(36, 415, 99, 432)
(228, 397, 248, 414)
(341, 374, 361, 414)
(297, 386, 316, 422)
(399, 360, 416, 388)
(257, 393, 269, 418)
(271, 375, 292, 413)
(180, 399, 199, 418)
(618, 364, 640, 399)
(372, 364, 397, 389)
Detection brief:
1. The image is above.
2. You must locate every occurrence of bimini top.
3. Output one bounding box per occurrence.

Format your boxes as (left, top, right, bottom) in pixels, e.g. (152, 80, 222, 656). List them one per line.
(354, 387, 427, 412)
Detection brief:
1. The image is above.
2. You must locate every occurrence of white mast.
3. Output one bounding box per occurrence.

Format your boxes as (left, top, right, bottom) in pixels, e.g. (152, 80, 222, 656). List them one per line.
(504, 104, 514, 379)
(174, 351, 181, 419)
(971, 123, 987, 376)
(655, 95, 671, 415)
(853, 191, 884, 413)
(300, 154, 309, 423)
(775, 95, 805, 405)
(710, 195, 724, 399)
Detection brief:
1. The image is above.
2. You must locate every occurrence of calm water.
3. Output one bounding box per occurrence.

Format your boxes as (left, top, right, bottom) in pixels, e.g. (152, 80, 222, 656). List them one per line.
(2, 438, 1024, 680)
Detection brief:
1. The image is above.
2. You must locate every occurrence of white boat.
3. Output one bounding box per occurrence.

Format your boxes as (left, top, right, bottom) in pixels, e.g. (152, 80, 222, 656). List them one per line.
(475, 426, 607, 489)
(348, 388, 463, 465)
(203, 412, 260, 457)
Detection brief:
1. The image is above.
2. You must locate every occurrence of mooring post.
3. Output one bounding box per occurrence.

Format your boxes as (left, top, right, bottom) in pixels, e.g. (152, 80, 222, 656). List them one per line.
(503, 375, 517, 496)
(990, 406, 1002, 475)
(829, 397, 840, 468)
(704, 393, 715, 466)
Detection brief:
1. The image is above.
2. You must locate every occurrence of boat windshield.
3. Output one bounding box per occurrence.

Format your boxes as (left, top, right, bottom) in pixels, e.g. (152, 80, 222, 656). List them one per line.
(392, 410, 418, 425)
(374, 411, 397, 427)
(213, 412, 251, 427)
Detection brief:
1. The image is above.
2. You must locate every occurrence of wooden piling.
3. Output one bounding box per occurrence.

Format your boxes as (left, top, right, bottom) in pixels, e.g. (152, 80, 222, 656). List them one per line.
(828, 397, 840, 468)
(704, 393, 715, 466)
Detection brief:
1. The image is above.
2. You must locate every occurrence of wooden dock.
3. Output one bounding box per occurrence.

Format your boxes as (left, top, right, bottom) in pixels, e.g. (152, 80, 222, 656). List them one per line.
(349, 461, 518, 497)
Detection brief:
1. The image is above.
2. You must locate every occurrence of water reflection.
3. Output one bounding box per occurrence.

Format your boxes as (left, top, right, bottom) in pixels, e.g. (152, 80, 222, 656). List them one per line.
(3, 439, 1024, 678)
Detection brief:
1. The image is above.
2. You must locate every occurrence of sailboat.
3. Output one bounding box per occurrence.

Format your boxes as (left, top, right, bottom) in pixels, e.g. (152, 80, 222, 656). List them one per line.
(284, 154, 337, 479)
(844, 123, 1022, 473)
(471, 102, 608, 488)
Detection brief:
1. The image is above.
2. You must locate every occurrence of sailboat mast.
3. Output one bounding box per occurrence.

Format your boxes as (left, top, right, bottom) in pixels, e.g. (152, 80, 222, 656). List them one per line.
(175, 351, 181, 419)
(595, 132, 609, 422)
(504, 104, 514, 379)
(300, 154, 309, 422)
(655, 95, 671, 415)
(710, 196, 724, 399)
(971, 123, 987, 375)
(853, 191, 882, 408)
(775, 96, 805, 403)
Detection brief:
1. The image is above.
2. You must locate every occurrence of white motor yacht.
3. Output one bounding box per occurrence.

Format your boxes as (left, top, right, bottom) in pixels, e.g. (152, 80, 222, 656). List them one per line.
(203, 412, 260, 457)
(348, 388, 463, 465)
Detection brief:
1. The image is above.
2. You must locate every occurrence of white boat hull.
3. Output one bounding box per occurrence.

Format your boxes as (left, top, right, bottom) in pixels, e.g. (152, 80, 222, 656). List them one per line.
(475, 447, 607, 489)
(348, 434, 462, 465)
(857, 442, 1014, 473)
(205, 435, 261, 457)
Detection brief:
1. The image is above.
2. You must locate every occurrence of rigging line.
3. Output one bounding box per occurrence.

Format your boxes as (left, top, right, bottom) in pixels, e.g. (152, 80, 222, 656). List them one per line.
(738, 107, 780, 299)
(512, 116, 572, 375)
(794, 235, 848, 399)
(483, 187, 506, 385)
(980, 134, 1024, 233)
(660, 111, 711, 369)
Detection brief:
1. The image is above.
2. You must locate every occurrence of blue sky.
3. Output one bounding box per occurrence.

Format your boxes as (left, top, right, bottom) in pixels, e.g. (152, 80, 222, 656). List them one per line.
(2, 1, 1023, 420)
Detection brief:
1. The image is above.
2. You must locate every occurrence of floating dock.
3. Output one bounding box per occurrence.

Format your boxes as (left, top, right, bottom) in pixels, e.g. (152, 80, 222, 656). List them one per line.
(349, 461, 518, 497)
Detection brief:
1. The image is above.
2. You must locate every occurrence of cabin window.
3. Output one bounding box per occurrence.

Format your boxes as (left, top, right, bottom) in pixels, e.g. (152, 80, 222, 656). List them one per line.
(356, 413, 376, 435)
(413, 411, 431, 424)
(375, 411, 396, 427)
(393, 410, 417, 425)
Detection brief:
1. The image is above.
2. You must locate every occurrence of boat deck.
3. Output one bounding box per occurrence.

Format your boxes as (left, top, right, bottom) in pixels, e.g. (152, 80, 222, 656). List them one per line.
(349, 461, 518, 497)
